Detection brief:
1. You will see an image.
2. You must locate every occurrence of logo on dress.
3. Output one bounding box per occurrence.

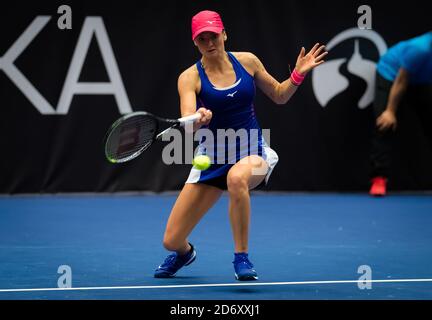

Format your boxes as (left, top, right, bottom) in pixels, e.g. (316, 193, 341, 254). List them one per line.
(227, 91, 238, 98)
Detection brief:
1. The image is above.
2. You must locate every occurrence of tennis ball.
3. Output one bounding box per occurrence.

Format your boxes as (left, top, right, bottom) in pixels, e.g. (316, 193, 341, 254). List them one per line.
(192, 155, 211, 171)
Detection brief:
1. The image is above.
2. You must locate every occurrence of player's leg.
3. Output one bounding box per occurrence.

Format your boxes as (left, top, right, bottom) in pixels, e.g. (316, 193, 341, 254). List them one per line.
(226, 155, 268, 280)
(163, 183, 222, 253)
(155, 183, 222, 278)
(227, 155, 268, 253)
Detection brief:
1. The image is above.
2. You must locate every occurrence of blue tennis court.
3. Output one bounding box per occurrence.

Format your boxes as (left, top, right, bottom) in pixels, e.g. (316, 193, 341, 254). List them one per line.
(1, 193, 431, 300)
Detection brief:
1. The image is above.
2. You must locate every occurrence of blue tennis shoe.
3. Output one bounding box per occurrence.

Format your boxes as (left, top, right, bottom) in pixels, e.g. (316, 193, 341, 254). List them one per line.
(154, 243, 197, 278)
(233, 252, 258, 281)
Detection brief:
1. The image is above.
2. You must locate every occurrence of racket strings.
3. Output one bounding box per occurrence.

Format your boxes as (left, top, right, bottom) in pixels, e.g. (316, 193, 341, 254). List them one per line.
(106, 115, 157, 162)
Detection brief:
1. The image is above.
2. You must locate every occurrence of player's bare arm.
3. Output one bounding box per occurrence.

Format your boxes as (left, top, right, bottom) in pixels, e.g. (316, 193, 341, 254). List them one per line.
(235, 45, 327, 105)
(178, 67, 212, 130)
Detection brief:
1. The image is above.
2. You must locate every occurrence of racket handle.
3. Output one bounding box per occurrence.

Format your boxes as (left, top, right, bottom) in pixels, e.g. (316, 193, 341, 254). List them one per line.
(156, 113, 202, 140)
(178, 113, 201, 125)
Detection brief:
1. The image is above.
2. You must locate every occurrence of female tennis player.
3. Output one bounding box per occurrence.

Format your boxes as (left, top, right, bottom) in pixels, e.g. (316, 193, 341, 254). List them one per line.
(154, 10, 327, 280)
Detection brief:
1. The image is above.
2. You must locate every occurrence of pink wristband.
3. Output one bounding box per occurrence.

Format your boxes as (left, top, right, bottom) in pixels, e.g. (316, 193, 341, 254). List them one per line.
(290, 69, 305, 86)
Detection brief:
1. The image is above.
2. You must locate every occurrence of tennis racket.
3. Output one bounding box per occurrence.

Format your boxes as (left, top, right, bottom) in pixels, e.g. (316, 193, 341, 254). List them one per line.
(104, 111, 201, 163)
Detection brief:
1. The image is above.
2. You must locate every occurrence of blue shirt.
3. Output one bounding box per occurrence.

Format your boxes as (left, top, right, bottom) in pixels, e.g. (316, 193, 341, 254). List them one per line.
(377, 32, 432, 84)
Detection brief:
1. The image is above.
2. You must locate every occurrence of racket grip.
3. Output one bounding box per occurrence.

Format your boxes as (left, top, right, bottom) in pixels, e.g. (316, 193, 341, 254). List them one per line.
(178, 113, 201, 125)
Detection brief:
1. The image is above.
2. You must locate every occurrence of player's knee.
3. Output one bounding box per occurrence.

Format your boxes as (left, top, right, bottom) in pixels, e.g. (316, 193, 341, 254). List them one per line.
(227, 173, 248, 194)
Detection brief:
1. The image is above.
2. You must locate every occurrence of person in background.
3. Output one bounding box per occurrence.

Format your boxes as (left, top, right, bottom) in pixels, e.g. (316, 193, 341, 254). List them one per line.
(370, 31, 432, 196)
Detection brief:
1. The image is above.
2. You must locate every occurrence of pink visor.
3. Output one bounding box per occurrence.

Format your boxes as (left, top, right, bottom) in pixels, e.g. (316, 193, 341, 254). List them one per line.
(191, 10, 224, 40)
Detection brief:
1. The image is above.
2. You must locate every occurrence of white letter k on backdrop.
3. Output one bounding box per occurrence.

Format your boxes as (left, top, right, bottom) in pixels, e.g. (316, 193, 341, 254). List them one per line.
(0, 16, 56, 114)
(0, 16, 132, 115)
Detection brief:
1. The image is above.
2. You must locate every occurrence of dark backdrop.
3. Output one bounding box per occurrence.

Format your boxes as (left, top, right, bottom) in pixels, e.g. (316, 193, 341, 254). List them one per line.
(1, 0, 431, 193)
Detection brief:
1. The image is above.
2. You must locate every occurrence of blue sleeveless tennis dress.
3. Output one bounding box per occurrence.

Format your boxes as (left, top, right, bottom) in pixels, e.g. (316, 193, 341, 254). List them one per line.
(185, 52, 278, 189)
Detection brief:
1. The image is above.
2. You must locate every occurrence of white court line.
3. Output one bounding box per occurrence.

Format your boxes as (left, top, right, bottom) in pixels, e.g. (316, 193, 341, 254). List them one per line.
(1, 278, 432, 293)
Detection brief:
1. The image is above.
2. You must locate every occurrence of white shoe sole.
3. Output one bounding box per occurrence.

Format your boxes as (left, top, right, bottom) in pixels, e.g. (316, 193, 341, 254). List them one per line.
(235, 273, 258, 281)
